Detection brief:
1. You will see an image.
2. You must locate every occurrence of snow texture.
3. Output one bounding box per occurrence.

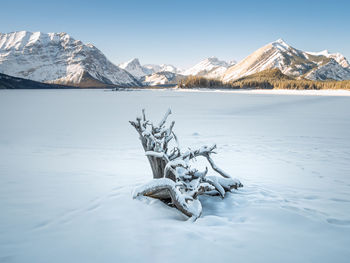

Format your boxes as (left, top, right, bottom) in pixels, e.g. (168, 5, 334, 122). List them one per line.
(133, 178, 202, 219)
(0, 89, 350, 262)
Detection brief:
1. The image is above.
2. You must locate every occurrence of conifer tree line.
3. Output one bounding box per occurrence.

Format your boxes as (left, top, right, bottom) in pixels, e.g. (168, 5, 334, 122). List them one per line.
(178, 69, 350, 90)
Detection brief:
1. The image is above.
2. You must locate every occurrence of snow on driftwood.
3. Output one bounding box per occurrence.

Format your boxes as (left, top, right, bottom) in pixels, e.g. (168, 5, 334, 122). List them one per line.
(130, 109, 243, 219)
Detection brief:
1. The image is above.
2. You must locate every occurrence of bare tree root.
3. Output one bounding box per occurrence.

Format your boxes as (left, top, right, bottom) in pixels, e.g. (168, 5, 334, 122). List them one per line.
(130, 109, 242, 220)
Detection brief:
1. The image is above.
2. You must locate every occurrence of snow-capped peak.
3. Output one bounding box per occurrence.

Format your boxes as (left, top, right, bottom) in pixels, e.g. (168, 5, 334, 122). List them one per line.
(273, 38, 286, 44)
(314, 50, 330, 56)
(118, 58, 154, 79)
(223, 38, 350, 82)
(0, 31, 76, 51)
(271, 38, 291, 51)
(158, 64, 179, 73)
(306, 50, 332, 57)
(119, 58, 141, 69)
(306, 50, 350, 68)
(0, 31, 139, 87)
(143, 64, 179, 74)
(119, 58, 181, 80)
(182, 57, 232, 77)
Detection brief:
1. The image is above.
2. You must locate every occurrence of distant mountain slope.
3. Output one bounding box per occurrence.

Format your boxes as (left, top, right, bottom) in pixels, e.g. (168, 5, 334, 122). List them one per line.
(0, 31, 140, 87)
(119, 58, 180, 80)
(222, 39, 350, 82)
(0, 72, 73, 89)
(118, 58, 153, 79)
(119, 58, 183, 85)
(233, 68, 294, 82)
(143, 64, 179, 74)
(304, 59, 350, 81)
(182, 57, 235, 78)
(141, 71, 186, 86)
(306, 50, 350, 68)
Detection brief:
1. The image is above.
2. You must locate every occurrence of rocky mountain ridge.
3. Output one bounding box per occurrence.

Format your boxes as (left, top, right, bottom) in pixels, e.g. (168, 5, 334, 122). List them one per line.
(0, 31, 140, 87)
(1, 31, 349, 88)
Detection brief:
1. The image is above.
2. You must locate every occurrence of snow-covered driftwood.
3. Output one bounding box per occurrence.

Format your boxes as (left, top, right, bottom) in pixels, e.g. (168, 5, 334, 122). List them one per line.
(130, 109, 243, 219)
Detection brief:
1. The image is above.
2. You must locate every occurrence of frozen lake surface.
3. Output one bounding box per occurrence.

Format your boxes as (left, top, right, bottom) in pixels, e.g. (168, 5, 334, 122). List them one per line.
(0, 89, 350, 262)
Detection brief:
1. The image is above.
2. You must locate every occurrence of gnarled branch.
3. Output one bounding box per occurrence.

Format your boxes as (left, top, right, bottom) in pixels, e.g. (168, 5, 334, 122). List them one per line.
(130, 109, 243, 219)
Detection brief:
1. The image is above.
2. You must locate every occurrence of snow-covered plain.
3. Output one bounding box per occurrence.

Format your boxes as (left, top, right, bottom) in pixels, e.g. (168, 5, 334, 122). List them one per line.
(0, 89, 350, 263)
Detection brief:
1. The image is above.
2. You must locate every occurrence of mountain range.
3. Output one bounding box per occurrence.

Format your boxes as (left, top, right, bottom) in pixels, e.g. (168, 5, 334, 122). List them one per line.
(0, 31, 139, 87)
(118, 58, 181, 85)
(1, 31, 349, 88)
(222, 39, 350, 82)
(181, 57, 236, 79)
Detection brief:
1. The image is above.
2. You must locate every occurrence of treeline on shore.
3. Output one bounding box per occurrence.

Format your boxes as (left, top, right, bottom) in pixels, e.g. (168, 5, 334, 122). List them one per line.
(178, 69, 350, 90)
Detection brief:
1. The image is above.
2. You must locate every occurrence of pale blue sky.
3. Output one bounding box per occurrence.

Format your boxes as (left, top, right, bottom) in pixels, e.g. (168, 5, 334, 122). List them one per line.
(1, 0, 349, 68)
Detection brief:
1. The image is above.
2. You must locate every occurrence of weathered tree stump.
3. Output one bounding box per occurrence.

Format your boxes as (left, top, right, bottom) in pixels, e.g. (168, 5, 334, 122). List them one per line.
(130, 109, 243, 219)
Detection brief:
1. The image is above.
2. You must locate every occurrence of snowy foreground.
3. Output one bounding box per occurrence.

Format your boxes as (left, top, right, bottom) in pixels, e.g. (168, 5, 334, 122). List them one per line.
(0, 89, 350, 262)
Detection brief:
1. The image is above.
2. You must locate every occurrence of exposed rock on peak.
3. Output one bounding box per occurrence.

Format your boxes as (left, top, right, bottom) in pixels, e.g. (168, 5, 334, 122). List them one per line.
(222, 39, 350, 82)
(0, 31, 140, 87)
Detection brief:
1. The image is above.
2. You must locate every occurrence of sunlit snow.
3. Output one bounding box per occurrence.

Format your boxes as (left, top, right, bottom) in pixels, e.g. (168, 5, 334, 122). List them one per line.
(0, 89, 349, 263)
